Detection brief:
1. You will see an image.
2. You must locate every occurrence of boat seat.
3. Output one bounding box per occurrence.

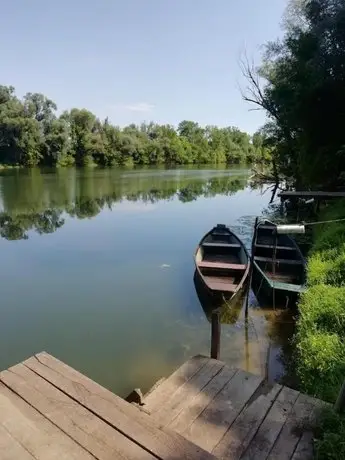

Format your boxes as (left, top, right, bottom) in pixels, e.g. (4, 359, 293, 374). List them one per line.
(254, 256, 303, 265)
(198, 261, 246, 270)
(202, 243, 241, 249)
(255, 244, 296, 251)
(203, 277, 238, 293)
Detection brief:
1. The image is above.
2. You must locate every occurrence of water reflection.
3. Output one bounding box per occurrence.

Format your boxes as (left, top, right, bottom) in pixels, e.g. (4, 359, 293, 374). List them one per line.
(194, 267, 295, 383)
(0, 167, 248, 240)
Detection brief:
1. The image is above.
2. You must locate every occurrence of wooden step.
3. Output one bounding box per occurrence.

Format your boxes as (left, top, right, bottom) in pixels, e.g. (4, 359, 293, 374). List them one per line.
(255, 244, 296, 251)
(254, 256, 303, 265)
(211, 231, 231, 236)
(198, 261, 246, 270)
(202, 243, 241, 249)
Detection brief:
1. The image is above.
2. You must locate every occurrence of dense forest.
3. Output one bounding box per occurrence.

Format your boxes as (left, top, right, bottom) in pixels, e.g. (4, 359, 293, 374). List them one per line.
(244, 0, 345, 188)
(0, 86, 270, 167)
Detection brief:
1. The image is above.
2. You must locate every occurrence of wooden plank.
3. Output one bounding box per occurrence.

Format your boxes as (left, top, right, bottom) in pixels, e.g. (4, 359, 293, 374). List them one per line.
(153, 359, 225, 427)
(241, 386, 300, 460)
(278, 191, 345, 199)
(144, 355, 210, 412)
(23, 353, 216, 460)
(254, 256, 303, 265)
(181, 369, 264, 453)
(0, 382, 95, 460)
(198, 261, 246, 270)
(0, 425, 35, 460)
(291, 432, 314, 460)
(255, 244, 295, 251)
(267, 393, 320, 460)
(168, 365, 237, 434)
(202, 243, 241, 249)
(203, 278, 237, 293)
(1, 364, 156, 460)
(212, 382, 282, 460)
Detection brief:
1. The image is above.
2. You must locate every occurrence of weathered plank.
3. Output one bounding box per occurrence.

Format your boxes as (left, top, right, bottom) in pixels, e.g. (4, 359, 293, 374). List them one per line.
(0, 382, 94, 460)
(254, 256, 303, 266)
(2, 364, 155, 460)
(267, 393, 320, 460)
(23, 353, 216, 460)
(212, 382, 282, 460)
(278, 191, 345, 200)
(0, 425, 35, 460)
(168, 365, 237, 434)
(182, 369, 264, 452)
(241, 386, 300, 460)
(291, 432, 314, 460)
(153, 359, 225, 426)
(143, 355, 210, 412)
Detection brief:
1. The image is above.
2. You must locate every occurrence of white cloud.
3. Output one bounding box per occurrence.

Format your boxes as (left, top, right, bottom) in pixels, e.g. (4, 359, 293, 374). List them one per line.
(122, 102, 155, 113)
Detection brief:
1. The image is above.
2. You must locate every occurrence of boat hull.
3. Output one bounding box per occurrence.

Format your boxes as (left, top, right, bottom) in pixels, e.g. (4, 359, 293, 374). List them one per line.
(194, 224, 250, 301)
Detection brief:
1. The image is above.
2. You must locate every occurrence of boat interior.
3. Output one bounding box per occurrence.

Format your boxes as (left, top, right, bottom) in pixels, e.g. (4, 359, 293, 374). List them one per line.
(254, 223, 305, 285)
(195, 225, 248, 292)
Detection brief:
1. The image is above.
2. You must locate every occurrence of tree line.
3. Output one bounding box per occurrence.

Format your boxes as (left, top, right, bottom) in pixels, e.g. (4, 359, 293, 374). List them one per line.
(244, 0, 345, 189)
(0, 85, 270, 167)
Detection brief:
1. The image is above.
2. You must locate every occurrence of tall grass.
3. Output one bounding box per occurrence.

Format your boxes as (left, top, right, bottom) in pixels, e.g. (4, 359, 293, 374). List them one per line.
(295, 200, 345, 458)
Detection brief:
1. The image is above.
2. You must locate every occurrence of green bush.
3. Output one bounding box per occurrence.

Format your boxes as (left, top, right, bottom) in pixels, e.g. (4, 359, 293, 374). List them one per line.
(298, 285, 345, 336)
(307, 254, 332, 286)
(296, 330, 345, 402)
(313, 408, 345, 459)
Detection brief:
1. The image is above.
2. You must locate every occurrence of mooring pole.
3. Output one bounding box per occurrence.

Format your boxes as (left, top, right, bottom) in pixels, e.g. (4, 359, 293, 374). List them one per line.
(334, 379, 345, 413)
(211, 310, 221, 360)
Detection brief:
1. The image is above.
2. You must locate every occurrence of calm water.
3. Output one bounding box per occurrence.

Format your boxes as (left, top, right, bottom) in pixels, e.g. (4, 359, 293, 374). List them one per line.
(0, 166, 294, 396)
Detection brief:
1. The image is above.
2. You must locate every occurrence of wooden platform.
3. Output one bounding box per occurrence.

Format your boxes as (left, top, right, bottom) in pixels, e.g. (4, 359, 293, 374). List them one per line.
(0, 353, 328, 460)
(143, 355, 328, 460)
(0, 352, 215, 460)
(278, 190, 345, 200)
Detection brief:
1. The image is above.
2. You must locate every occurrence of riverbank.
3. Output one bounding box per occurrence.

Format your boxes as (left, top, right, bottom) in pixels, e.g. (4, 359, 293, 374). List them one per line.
(294, 199, 345, 458)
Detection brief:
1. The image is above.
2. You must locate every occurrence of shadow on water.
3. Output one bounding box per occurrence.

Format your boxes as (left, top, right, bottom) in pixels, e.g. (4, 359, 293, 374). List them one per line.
(194, 267, 296, 385)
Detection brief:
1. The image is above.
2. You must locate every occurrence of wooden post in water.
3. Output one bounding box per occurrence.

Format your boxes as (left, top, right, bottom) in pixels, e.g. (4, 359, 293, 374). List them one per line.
(211, 310, 221, 360)
(334, 379, 345, 413)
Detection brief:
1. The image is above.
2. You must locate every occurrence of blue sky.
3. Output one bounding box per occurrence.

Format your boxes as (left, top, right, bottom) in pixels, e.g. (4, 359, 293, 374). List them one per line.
(2, 0, 287, 133)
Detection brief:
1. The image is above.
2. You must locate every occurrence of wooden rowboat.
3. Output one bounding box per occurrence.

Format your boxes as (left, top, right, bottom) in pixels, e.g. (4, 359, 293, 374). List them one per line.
(194, 224, 250, 300)
(252, 219, 306, 307)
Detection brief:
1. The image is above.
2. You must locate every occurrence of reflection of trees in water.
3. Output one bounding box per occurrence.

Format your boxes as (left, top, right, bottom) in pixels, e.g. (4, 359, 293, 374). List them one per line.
(0, 210, 65, 240)
(0, 169, 249, 240)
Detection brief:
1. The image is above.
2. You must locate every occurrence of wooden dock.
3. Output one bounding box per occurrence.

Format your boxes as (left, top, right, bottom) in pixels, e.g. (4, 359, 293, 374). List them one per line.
(143, 356, 327, 460)
(0, 352, 327, 459)
(278, 190, 345, 200)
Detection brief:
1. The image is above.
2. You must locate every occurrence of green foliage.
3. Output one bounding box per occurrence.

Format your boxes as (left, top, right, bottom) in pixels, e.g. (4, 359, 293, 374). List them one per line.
(246, 0, 345, 188)
(295, 201, 345, 406)
(296, 330, 345, 402)
(0, 86, 265, 168)
(313, 407, 345, 460)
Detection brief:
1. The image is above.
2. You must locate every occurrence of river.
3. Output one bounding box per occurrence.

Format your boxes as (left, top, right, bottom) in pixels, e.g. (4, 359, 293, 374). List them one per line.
(0, 165, 294, 396)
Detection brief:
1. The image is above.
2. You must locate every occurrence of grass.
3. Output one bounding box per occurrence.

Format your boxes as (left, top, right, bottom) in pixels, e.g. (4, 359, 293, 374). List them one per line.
(294, 200, 345, 458)
(313, 408, 345, 459)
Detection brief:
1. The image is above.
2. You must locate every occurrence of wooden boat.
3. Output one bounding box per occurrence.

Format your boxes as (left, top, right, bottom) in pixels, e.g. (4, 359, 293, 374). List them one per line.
(194, 224, 250, 300)
(252, 219, 306, 307)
